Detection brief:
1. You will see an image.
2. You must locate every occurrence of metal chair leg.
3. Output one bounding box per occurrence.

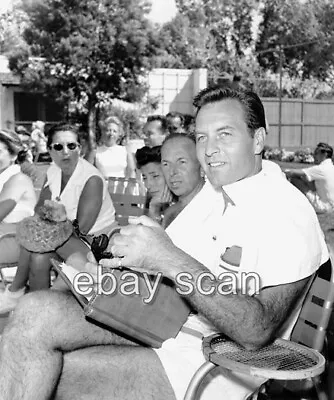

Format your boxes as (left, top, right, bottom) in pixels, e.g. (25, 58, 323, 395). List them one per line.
(183, 361, 217, 400)
(312, 375, 328, 400)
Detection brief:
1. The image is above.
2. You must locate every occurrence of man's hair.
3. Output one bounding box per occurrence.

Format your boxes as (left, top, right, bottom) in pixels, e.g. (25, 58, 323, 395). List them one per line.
(161, 131, 196, 148)
(166, 111, 185, 124)
(146, 115, 168, 132)
(135, 145, 161, 169)
(316, 142, 333, 159)
(193, 86, 267, 137)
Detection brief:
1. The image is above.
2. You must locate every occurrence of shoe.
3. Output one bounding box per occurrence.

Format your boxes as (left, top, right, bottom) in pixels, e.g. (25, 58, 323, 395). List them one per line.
(0, 285, 25, 314)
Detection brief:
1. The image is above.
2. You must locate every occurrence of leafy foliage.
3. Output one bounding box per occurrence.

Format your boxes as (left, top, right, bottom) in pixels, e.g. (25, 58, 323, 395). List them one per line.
(7, 0, 158, 143)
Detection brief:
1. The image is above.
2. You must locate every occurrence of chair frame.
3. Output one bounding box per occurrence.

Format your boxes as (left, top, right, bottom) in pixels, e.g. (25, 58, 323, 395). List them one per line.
(107, 177, 147, 226)
(183, 252, 334, 400)
(0, 231, 19, 287)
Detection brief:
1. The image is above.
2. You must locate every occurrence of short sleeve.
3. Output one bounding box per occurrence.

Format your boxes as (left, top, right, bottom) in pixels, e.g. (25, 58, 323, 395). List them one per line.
(240, 206, 328, 295)
(303, 165, 324, 182)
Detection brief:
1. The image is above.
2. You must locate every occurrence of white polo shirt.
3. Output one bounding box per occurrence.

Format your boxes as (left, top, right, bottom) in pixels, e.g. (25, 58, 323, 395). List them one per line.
(303, 158, 334, 208)
(155, 170, 328, 400)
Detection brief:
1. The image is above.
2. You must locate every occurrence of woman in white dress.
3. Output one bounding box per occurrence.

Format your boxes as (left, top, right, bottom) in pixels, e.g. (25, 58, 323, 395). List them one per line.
(89, 116, 135, 178)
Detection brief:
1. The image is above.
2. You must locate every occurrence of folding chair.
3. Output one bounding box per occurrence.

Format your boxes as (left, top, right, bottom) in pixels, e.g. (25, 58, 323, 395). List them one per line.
(184, 252, 334, 400)
(107, 177, 147, 226)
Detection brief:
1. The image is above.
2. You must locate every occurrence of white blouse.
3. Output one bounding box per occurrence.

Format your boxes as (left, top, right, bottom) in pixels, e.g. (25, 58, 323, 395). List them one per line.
(95, 145, 127, 178)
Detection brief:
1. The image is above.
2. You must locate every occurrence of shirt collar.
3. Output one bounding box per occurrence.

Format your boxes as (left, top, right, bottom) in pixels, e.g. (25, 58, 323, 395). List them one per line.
(222, 169, 266, 206)
(320, 158, 333, 166)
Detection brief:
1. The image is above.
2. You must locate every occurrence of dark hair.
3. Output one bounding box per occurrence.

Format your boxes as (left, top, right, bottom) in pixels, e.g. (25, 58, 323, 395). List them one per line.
(47, 122, 81, 148)
(161, 131, 196, 148)
(135, 146, 161, 169)
(316, 142, 333, 159)
(193, 86, 267, 137)
(0, 129, 23, 155)
(146, 115, 168, 132)
(166, 111, 185, 123)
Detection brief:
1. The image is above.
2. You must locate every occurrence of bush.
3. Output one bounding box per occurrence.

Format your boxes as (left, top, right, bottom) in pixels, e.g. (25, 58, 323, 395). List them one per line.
(263, 146, 314, 164)
(98, 106, 144, 144)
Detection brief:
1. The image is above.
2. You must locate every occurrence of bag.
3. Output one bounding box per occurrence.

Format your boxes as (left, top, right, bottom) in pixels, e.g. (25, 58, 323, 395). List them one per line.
(51, 259, 190, 348)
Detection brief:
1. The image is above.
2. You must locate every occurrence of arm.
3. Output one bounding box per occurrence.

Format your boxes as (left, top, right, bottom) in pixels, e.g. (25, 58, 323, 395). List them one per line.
(285, 168, 308, 180)
(125, 150, 136, 179)
(0, 174, 29, 222)
(104, 219, 312, 350)
(157, 247, 310, 350)
(34, 178, 51, 213)
(76, 175, 103, 234)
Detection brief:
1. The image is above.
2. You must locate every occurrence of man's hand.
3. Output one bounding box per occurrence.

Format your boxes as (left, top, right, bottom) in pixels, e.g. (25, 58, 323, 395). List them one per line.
(100, 216, 179, 278)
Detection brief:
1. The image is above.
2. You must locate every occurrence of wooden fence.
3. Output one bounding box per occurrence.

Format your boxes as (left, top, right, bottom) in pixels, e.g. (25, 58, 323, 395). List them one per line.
(263, 98, 334, 149)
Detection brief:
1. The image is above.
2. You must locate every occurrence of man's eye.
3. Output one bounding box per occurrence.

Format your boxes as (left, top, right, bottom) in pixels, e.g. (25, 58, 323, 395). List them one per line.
(196, 135, 206, 142)
(153, 175, 160, 179)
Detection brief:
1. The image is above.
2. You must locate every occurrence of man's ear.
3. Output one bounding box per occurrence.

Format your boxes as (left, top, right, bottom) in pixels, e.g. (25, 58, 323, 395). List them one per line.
(253, 127, 266, 155)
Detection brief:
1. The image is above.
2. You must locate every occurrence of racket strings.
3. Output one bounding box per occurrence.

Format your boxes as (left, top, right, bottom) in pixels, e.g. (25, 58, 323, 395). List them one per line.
(210, 338, 318, 371)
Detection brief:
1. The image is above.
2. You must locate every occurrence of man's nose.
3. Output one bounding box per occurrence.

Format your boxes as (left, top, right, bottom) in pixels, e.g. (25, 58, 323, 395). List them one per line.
(170, 165, 179, 176)
(205, 138, 219, 157)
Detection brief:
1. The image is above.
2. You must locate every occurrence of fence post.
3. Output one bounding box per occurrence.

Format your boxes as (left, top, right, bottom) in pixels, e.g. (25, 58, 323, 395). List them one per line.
(278, 49, 283, 148)
(192, 69, 208, 114)
(300, 99, 304, 147)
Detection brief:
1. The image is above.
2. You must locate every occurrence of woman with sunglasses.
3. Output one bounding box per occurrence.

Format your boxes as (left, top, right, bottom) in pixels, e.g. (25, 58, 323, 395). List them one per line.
(0, 123, 116, 313)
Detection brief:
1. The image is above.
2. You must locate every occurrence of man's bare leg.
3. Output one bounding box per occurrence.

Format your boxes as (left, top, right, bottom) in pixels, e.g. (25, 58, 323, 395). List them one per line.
(0, 290, 176, 400)
(57, 345, 176, 400)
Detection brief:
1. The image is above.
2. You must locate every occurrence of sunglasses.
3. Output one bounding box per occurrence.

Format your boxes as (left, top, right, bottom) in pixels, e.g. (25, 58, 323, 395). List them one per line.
(50, 142, 79, 152)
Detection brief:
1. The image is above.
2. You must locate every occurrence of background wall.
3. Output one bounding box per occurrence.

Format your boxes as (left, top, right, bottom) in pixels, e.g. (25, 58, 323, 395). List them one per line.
(263, 98, 334, 149)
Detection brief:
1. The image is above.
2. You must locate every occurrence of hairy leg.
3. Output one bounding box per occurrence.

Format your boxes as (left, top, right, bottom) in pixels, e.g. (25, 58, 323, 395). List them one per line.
(56, 346, 176, 400)
(10, 247, 31, 291)
(0, 290, 136, 400)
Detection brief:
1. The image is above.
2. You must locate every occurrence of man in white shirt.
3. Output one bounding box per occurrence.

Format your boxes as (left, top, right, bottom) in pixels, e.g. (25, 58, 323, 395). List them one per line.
(286, 142, 334, 213)
(0, 88, 328, 400)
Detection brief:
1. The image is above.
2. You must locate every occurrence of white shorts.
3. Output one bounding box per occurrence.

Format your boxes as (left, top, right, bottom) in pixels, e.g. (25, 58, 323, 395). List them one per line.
(154, 329, 266, 400)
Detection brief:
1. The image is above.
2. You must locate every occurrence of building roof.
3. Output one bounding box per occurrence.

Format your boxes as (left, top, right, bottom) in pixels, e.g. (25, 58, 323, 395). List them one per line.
(0, 72, 20, 85)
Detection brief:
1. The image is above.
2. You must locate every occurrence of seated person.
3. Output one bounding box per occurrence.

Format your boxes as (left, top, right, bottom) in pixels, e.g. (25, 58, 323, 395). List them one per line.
(285, 142, 334, 213)
(160, 132, 205, 227)
(0, 123, 116, 313)
(0, 130, 36, 264)
(166, 111, 186, 134)
(0, 88, 328, 400)
(87, 116, 136, 178)
(143, 115, 169, 147)
(135, 145, 174, 223)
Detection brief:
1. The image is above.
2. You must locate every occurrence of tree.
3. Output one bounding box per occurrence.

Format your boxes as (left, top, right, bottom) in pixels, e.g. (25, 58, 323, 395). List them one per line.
(167, 0, 260, 83)
(0, 4, 29, 54)
(8, 0, 158, 147)
(154, 13, 216, 69)
(256, 0, 334, 80)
